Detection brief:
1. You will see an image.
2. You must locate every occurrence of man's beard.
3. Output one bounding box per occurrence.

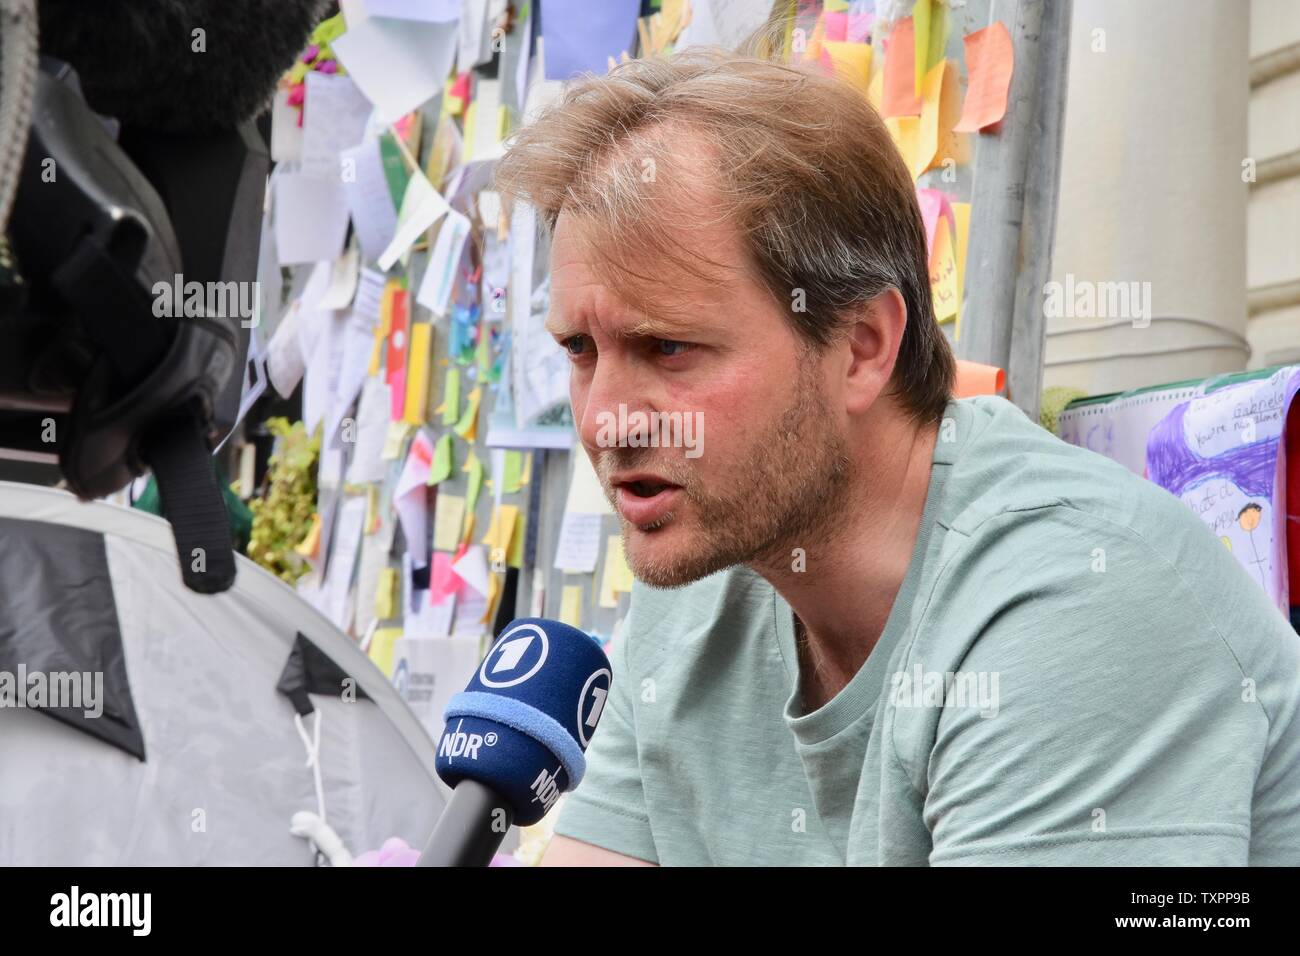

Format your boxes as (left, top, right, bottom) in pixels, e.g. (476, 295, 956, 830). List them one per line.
(598, 361, 854, 589)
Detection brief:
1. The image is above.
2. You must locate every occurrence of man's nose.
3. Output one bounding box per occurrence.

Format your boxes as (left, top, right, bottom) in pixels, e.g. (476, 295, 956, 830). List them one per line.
(576, 352, 653, 454)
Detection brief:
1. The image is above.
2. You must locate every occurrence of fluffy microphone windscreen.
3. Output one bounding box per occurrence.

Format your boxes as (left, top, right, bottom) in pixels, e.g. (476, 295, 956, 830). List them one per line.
(37, 0, 332, 132)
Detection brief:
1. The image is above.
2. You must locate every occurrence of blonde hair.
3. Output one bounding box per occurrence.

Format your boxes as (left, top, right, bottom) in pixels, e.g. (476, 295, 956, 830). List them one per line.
(494, 28, 955, 423)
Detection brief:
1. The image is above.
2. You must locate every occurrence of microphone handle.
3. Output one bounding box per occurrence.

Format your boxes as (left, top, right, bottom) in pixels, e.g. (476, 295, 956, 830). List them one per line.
(417, 779, 515, 867)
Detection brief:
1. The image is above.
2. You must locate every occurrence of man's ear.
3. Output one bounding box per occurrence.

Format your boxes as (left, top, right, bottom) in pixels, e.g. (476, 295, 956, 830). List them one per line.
(842, 287, 907, 415)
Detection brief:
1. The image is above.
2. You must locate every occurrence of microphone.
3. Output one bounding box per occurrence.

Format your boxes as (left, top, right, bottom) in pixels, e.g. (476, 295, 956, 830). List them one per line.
(417, 618, 613, 867)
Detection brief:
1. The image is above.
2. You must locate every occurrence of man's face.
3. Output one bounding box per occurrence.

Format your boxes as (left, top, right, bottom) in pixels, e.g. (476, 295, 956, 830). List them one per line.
(547, 209, 854, 588)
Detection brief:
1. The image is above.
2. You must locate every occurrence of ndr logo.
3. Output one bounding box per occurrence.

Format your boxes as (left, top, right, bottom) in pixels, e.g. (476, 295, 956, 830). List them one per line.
(478, 623, 549, 688)
(438, 718, 498, 761)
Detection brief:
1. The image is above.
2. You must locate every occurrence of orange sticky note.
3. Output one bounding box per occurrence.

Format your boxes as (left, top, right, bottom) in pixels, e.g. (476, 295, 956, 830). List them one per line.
(882, 17, 922, 117)
(954, 23, 1014, 133)
(954, 360, 1005, 398)
(928, 59, 970, 171)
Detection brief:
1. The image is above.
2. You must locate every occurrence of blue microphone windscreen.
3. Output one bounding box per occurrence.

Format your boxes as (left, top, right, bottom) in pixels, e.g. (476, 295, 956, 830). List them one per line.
(436, 618, 612, 826)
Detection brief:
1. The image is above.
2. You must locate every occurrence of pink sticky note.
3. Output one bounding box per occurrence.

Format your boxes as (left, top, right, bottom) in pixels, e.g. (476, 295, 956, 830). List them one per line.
(429, 551, 461, 604)
(848, 12, 875, 43)
(824, 11, 848, 41)
(916, 187, 955, 260)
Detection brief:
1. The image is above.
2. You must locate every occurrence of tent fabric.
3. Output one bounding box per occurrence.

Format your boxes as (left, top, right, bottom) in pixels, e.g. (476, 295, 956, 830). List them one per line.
(0, 481, 447, 865)
(0, 516, 145, 760)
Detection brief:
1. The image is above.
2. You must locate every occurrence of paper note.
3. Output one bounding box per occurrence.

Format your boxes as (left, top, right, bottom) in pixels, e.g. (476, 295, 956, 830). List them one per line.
(452, 544, 490, 598)
(333, 15, 458, 122)
(439, 366, 461, 425)
(481, 504, 520, 565)
(457, 0, 493, 74)
(598, 535, 635, 608)
(954, 22, 1014, 132)
(912, 0, 946, 94)
(542, 0, 639, 80)
(266, 307, 306, 398)
(566, 450, 614, 515)
(429, 432, 455, 486)
(916, 187, 955, 259)
(821, 41, 872, 94)
(378, 168, 451, 271)
(881, 17, 922, 117)
(324, 495, 368, 631)
(386, 288, 411, 420)
(884, 115, 922, 180)
(274, 172, 350, 265)
(326, 309, 381, 444)
(554, 511, 603, 574)
(502, 450, 524, 494)
(301, 72, 374, 181)
(367, 627, 404, 678)
(455, 385, 482, 441)
(341, 137, 400, 262)
(416, 208, 472, 316)
(930, 218, 959, 322)
(375, 566, 399, 619)
(403, 322, 433, 425)
(911, 58, 947, 179)
(347, 377, 392, 484)
(430, 550, 462, 604)
(559, 585, 585, 627)
(433, 492, 467, 553)
(930, 59, 969, 171)
(365, 0, 460, 21)
(952, 201, 971, 339)
(464, 450, 485, 512)
(395, 430, 435, 569)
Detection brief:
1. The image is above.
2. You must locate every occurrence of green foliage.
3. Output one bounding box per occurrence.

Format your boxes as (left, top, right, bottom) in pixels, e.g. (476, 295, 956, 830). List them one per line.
(248, 419, 320, 584)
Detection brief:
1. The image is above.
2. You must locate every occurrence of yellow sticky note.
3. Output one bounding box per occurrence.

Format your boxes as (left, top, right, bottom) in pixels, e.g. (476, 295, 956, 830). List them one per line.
(930, 218, 959, 323)
(454, 386, 481, 442)
(913, 59, 946, 179)
(460, 509, 476, 547)
(913, 0, 946, 94)
(823, 41, 872, 94)
(463, 450, 485, 512)
(599, 535, 635, 608)
(381, 421, 412, 460)
(560, 585, 584, 627)
(429, 432, 454, 485)
(885, 115, 922, 178)
(519, 452, 532, 487)
(507, 510, 526, 569)
(375, 567, 399, 619)
(928, 60, 969, 172)
(367, 627, 404, 678)
(502, 451, 524, 494)
(439, 366, 460, 426)
(433, 492, 466, 552)
(369, 292, 393, 376)
(952, 201, 971, 341)
(867, 64, 885, 113)
(481, 504, 520, 564)
(496, 103, 511, 143)
(403, 323, 433, 425)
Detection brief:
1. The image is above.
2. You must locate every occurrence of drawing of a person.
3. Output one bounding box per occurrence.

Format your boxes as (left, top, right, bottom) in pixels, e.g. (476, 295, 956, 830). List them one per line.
(1238, 503, 1269, 589)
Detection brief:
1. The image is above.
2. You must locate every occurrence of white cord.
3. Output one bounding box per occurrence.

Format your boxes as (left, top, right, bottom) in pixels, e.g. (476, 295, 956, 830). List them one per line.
(293, 710, 327, 824)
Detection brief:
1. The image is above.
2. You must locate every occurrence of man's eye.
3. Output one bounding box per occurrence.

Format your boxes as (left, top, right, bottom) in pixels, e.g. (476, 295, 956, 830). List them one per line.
(655, 339, 693, 357)
(561, 335, 592, 357)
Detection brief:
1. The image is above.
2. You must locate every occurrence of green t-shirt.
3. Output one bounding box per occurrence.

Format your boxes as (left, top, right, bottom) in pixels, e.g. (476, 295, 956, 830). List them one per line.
(554, 396, 1300, 865)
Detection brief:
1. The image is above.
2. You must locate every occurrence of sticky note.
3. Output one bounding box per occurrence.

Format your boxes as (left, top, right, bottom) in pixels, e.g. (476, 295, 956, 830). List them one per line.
(403, 323, 433, 425)
(367, 627, 405, 678)
(454, 385, 482, 441)
(599, 535, 635, 608)
(913, 0, 946, 90)
(912, 59, 947, 179)
(428, 432, 455, 486)
(822, 41, 872, 94)
(954, 22, 1014, 133)
(559, 585, 585, 627)
(430, 551, 462, 604)
(952, 201, 971, 340)
(375, 567, 399, 619)
(438, 366, 461, 426)
(930, 218, 959, 322)
(386, 289, 410, 420)
(916, 187, 955, 259)
(882, 17, 922, 117)
(481, 504, 520, 565)
(954, 360, 1006, 398)
(502, 450, 524, 494)
(434, 492, 466, 552)
(885, 115, 922, 178)
(930, 59, 970, 171)
(463, 450, 485, 512)
(507, 510, 526, 569)
(824, 11, 848, 42)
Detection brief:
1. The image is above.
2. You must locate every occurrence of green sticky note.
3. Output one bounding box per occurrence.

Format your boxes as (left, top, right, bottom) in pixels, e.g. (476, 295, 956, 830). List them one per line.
(502, 450, 523, 494)
(379, 131, 412, 211)
(429, 433, 455, 486)
(441, 366, 460, 426)
(464, 451, 485, 512)
(475, 322, 491, 377)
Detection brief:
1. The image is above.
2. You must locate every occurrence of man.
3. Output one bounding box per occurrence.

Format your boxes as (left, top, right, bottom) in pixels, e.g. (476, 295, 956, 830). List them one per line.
(494, 46, 1300, 866)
